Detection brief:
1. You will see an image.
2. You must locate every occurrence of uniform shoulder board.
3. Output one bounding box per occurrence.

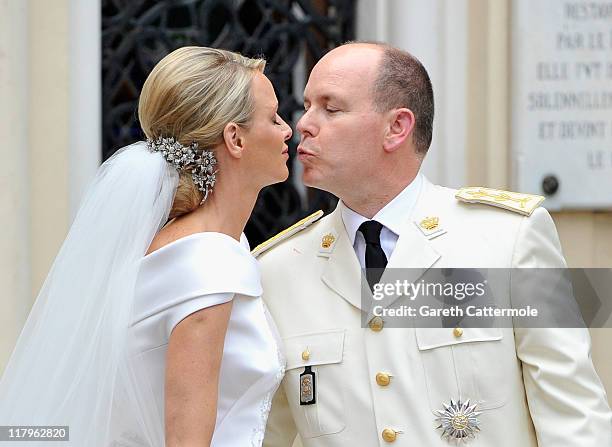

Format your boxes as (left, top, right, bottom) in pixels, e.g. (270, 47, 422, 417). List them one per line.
(455, 186, 545, 216)
(251, 210, 324, 258)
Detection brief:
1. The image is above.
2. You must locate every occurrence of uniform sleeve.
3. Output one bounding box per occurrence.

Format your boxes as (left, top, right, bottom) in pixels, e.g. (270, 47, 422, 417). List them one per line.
(263, 384, 298, 447)
(512, 207, 612, 446)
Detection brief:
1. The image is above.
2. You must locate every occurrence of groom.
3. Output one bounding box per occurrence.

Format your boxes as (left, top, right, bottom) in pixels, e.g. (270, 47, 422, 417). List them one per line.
(255, 42, 612, 446)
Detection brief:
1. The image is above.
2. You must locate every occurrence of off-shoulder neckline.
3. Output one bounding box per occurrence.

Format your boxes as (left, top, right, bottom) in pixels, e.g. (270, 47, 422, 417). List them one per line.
(142, 231, 248, 260)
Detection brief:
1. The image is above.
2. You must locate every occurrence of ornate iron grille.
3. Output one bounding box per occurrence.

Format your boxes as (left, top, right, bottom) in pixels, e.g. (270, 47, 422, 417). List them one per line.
(102, 0, 356, 246)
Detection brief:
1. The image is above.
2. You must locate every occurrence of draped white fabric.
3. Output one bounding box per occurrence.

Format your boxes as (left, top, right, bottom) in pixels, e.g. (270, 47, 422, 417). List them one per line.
(0, 141, 285, 446)
(0, 142, 178, 445)
(119, 233, 285, 447)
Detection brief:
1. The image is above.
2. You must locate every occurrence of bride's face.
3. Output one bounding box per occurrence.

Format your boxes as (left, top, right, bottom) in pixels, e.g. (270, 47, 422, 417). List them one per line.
(240, 72, 292, 185)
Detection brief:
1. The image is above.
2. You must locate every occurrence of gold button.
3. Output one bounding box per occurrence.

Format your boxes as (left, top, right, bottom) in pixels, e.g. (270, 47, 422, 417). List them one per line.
(369, 316, 384, 332)
(301, 349, 310, 361)
(376, 372, 391, 387)
(453, 327, 464, 338)
(382, 428, 397, 442)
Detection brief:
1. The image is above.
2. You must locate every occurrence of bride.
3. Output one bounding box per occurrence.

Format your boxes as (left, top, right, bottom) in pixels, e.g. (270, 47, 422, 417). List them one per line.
(0, 46, 292, 446)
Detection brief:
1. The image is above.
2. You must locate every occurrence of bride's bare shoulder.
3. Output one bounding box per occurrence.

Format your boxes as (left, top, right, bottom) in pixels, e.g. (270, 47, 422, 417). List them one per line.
(145, 218, 205, 257)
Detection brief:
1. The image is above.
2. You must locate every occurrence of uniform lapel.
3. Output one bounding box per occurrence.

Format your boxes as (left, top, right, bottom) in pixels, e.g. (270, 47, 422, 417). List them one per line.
(377, 178, 442, 308)
(320, 207, 365, 311)
(320, 178, 443, 312)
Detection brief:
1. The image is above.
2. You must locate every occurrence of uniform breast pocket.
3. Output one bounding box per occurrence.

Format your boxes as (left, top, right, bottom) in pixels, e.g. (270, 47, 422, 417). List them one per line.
(282, 329, 346, 439)
(415, 327, 510, 412)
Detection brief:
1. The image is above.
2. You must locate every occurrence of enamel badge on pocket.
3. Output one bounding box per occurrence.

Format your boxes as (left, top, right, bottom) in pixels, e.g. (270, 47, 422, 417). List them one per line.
(300, 366, 316, 405)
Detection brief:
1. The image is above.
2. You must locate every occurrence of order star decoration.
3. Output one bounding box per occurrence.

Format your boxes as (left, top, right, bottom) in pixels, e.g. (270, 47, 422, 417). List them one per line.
(434, 399, 482, 443)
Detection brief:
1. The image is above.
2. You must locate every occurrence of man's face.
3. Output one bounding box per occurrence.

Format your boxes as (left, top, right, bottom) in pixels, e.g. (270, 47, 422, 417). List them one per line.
(297, 45, 386, 197)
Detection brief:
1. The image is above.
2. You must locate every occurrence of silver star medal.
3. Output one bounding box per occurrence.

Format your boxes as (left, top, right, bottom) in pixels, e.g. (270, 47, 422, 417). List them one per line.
(434, 399, 482, 443)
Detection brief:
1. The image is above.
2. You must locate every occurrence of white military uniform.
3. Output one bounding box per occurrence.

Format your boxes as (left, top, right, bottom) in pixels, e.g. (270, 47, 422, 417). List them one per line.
(257, 176, 612, 446)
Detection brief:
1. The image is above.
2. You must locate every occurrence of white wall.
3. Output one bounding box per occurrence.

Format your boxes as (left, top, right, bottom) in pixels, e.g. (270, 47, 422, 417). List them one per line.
(69, 0, 102, 217)
(0, 0, 100, 373)
(357, 0, 468, 188)
(0, 0, 31, 370)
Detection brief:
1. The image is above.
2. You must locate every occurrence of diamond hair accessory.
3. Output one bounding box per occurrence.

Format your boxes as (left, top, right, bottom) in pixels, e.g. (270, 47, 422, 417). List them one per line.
(146, 136, 218, 203)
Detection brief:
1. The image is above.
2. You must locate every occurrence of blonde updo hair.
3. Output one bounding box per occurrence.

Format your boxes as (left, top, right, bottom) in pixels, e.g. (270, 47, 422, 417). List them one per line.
(138, 46, 266, 219)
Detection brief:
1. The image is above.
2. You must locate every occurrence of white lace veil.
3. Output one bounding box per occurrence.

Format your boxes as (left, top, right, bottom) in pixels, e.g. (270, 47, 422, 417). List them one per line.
(0, 141, 178, 446)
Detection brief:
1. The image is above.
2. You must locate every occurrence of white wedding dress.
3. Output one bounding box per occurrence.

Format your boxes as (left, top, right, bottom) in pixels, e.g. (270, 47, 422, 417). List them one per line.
(112, 232, 285, 446)
(0, 144, 285, 446)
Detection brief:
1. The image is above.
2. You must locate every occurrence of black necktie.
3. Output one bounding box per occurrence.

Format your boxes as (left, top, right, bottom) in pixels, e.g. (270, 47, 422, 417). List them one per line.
(358, 220, 388, 291)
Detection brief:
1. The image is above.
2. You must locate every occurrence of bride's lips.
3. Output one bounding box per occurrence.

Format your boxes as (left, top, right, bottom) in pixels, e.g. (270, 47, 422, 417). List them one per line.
(281, 146, 289, 157)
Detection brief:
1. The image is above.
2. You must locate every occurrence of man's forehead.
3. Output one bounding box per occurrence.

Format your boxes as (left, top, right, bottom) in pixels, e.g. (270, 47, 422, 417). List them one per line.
(306, 46, 381, 94)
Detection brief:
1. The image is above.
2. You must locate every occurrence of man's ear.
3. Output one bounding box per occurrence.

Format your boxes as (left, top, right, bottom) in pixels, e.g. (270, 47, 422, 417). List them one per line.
(383, 108, 415, 152)
(222, 122, 245, 159)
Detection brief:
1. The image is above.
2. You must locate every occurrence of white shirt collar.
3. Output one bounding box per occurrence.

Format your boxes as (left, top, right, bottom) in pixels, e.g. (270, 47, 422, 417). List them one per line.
(339, 173, 423, 245)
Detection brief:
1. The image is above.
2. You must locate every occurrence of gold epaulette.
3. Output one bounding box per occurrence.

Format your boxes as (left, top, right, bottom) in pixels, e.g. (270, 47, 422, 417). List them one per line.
(251, 210, 324, 258)
(455, 187, 545, 216)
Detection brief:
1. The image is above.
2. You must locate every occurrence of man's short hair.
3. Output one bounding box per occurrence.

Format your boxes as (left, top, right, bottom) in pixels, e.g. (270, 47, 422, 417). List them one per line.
(344, 42, 435, 155)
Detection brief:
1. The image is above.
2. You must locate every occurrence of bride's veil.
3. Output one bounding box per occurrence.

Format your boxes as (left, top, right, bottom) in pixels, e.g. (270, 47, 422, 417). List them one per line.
(0, 141, 178, 446)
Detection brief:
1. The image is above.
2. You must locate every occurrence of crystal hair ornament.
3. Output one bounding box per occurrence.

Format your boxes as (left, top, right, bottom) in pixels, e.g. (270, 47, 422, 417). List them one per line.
(146, 136, 218, 202)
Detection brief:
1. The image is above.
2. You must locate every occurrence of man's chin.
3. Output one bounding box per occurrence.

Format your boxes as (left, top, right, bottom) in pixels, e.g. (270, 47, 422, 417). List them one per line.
(301, 172, 319, 189)
(302, 174, 335, 195)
